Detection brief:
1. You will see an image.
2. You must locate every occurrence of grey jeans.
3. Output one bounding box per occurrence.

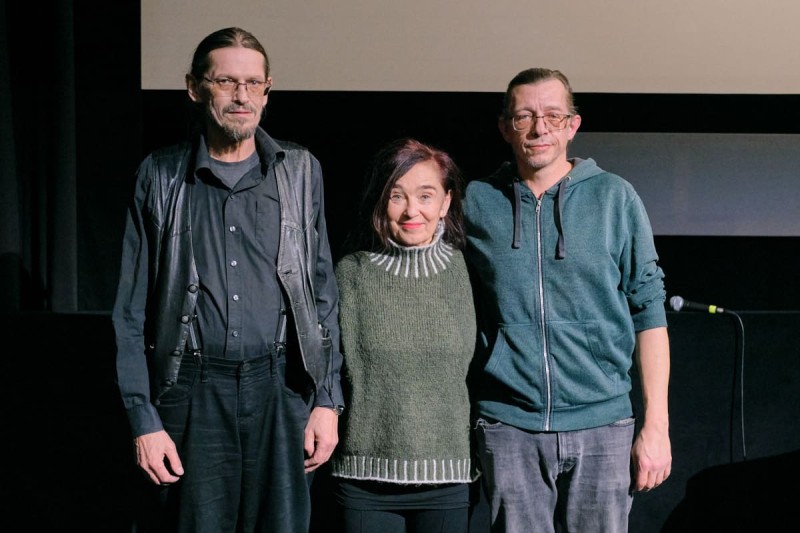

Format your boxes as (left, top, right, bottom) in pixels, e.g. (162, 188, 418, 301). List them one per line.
(474, 417, 635, 533)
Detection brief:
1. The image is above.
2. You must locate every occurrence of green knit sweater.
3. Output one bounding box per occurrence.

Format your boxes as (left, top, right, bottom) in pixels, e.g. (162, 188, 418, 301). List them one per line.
(330, 234, 478, 484)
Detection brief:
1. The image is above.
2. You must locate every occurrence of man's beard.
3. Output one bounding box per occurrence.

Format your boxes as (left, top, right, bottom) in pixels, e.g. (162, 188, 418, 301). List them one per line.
(208, 104, 263, 142)
(220, 120, 258, 142)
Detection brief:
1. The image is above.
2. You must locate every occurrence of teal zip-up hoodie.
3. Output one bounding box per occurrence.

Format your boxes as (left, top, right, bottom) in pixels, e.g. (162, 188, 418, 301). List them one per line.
(464, 157, 667, 432)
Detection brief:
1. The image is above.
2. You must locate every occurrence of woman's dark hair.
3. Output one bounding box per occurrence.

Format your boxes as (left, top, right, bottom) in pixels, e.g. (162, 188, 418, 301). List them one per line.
(343, 138, 466, 254)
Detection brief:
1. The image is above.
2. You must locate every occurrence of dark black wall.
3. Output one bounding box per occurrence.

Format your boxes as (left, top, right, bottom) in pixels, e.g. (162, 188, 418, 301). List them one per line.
(5, 311, 798, 532)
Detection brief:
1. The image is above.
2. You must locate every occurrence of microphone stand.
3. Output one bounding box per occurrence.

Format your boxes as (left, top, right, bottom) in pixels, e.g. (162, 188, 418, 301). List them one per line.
(727, 310, 746, 463)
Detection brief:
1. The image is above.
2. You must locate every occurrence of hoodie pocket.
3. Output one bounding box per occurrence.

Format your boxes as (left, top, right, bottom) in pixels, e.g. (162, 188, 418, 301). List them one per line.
(482, 324, 547, 409)
(546, 320, 629, 407)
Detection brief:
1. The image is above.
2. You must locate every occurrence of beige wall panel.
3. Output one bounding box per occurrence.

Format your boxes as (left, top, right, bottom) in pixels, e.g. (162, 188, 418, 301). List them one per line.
(142, 0, 800, 93)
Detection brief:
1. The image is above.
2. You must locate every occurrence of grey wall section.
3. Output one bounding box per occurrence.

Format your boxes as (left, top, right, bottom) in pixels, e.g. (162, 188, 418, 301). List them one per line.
(569, 133, 800, 237)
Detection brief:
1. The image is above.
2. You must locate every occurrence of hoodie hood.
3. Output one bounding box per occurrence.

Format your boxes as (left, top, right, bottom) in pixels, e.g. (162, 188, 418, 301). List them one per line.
(506, 157, 604, 257)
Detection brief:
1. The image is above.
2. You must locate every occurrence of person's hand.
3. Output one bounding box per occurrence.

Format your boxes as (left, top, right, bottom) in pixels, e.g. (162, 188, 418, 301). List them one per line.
(134, 430, 184, 485)
(631, 424, 671, 492)
(303, 407, 339, 473)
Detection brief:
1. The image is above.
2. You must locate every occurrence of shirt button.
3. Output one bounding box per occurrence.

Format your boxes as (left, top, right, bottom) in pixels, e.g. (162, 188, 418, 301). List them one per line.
(230, 260, 237, 267)
(232, 330, 239, 337)
(233, 294, 239, 301)
(229, 226, 236, 232)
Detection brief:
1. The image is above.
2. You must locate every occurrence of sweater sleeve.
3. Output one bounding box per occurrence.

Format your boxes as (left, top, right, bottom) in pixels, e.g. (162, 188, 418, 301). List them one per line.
(624, 191, 668, 331)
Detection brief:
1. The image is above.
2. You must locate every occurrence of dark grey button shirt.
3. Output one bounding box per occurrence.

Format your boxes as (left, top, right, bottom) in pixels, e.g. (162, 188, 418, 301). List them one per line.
(191, 136, 285, 359)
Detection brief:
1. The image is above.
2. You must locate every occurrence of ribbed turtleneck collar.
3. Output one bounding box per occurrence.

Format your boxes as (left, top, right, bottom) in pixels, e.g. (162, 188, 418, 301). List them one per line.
(368, 223, 454, 277)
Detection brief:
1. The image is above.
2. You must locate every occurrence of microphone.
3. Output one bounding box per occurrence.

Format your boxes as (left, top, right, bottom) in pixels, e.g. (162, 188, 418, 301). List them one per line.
(669, 295, 726, 314)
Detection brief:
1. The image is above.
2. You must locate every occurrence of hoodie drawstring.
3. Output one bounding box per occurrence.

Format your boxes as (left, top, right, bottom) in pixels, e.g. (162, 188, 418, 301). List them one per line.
(512, 180, 522, 249)
(555, 177, 568, 259)
(511, 175, 568, 257)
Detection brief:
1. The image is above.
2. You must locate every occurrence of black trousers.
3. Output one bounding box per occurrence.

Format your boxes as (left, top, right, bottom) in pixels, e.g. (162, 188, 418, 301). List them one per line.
(149, 351, 312, 533)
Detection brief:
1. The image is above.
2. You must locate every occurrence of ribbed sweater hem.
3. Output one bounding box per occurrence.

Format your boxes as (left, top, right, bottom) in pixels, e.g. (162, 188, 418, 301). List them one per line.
(331, 455, 474, 484)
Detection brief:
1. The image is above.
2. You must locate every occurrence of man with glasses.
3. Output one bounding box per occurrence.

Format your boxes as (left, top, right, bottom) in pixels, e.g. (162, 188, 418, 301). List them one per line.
(112, 27, 343, 532)
(463, 67, 672, 532)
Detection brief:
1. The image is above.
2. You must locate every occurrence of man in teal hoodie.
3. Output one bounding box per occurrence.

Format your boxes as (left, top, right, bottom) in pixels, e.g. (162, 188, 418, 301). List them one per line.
(464, 67, 672, 532)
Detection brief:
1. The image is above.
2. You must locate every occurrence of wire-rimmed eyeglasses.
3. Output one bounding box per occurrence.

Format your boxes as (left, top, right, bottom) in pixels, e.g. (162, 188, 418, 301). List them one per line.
(202, 77, 272, 97)
(510, 112, 572, 132)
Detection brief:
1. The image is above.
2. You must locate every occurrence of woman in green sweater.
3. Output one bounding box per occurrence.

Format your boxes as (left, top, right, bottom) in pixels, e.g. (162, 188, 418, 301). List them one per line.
(330, 138, 479, 532)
